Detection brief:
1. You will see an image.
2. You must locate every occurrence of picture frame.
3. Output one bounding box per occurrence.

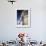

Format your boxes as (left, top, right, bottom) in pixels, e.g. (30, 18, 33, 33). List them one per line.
(16, 8, 31, 28)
